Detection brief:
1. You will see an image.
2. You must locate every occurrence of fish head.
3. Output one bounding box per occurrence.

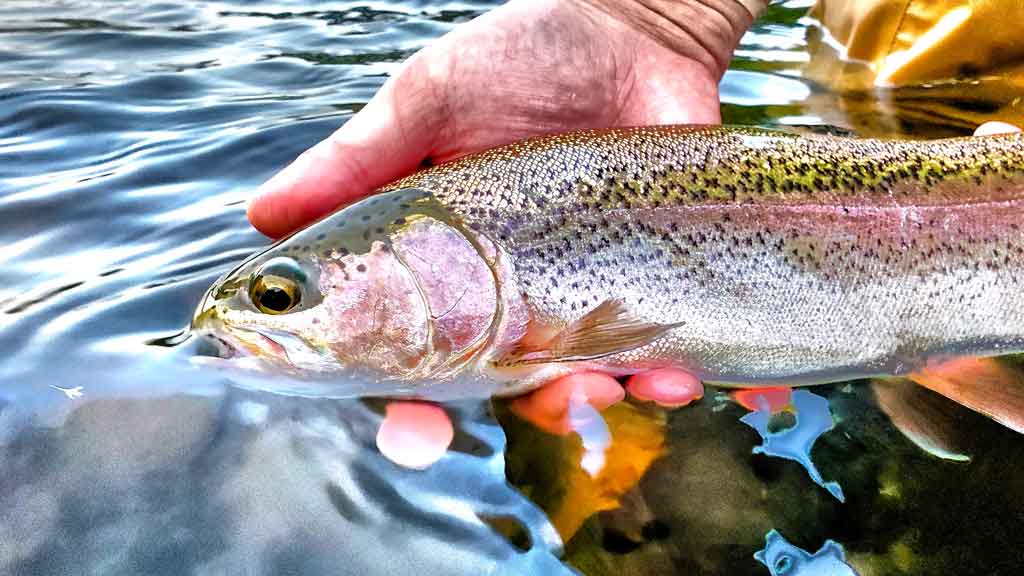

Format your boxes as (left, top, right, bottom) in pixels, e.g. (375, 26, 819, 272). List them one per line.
(192, 188, 509, 388)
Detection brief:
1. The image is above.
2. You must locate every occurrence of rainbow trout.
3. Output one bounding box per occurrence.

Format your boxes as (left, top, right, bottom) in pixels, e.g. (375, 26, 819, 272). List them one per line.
(192, 126, 1024, 399)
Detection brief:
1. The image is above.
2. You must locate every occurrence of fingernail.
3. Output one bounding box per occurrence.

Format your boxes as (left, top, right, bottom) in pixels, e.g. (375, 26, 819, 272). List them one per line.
(626, 369, 703, 408)
(376, 401, 454, 470)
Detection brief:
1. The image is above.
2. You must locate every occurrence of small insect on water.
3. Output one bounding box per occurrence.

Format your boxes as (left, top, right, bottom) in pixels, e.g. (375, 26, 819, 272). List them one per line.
(50, 384, 84, 400)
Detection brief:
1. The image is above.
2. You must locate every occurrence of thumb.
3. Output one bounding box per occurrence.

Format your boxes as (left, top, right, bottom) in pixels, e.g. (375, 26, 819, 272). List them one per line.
(247, 77, 438, 238)
(973, 121, 1022, 136)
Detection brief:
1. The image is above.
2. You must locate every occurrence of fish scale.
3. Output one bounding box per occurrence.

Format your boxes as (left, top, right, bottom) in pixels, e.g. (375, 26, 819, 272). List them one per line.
(378, 125, 1024, 385)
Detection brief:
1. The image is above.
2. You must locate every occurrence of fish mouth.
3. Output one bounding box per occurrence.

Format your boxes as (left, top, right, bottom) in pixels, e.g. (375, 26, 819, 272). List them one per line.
(193, 310, 341, 379)
(191, 325, 308, 381)
(190, 295, 232, 357)
(190, 301, 276, 364)
(189, 321, 423, 399)
(230, 326, 287, 360)
(194, 331, 236, 359)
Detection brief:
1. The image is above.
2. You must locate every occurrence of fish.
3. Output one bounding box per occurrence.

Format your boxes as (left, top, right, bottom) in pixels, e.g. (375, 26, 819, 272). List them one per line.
(192, 125, 1024, 424)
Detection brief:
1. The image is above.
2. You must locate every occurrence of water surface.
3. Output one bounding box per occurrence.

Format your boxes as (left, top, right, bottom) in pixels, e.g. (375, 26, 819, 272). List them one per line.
(3, 1, 1024, 574)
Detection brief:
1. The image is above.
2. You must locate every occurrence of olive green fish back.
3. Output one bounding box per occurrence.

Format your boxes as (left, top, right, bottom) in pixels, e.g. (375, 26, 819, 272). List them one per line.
(382, 125, 1024, 212)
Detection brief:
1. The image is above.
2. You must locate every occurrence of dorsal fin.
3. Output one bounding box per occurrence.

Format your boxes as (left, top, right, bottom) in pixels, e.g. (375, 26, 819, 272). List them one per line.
(908, 356, 1024, 435)
(498, 300, 682, 366)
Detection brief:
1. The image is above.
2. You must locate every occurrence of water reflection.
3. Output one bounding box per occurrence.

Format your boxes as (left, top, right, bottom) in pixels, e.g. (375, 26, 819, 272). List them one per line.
(740, 389, 844, 502)
(755, 530, 857, 576)
(0, 389, 568, 574)
(3, 0, 1024, 574)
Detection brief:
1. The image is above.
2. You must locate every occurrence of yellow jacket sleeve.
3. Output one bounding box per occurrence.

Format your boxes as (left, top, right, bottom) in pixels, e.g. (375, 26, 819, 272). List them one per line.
(803, 0, 1024, 134)
(811, 0, 1024, 87)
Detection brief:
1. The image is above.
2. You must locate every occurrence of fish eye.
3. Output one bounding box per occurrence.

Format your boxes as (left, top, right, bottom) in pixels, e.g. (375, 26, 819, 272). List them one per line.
(249, 257, 306, 315)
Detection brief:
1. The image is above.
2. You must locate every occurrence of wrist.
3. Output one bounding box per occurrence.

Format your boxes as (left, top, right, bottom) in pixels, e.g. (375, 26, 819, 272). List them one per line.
(573, 0, 755, 78)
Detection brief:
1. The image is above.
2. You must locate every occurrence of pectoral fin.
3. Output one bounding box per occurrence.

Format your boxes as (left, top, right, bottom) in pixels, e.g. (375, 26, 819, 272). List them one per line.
(871, 378, 971, 462)
(497, 300, 681, 366)
(908, 356, 1024, 435)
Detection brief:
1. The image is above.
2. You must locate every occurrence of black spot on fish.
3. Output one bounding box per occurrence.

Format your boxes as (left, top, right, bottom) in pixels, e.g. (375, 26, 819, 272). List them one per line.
(375, 227, 384, 234)
(394, 218, 406, 225)
(317, 233, 326, 241)
(361, 214, 371, 222)
(356, 264, 366, 273)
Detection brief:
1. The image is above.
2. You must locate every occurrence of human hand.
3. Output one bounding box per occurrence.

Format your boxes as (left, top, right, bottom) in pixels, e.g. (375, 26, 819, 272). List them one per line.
(377, 369, 703, 469)
(247, 0, 753, 237)
(974, 121, 1022, 136)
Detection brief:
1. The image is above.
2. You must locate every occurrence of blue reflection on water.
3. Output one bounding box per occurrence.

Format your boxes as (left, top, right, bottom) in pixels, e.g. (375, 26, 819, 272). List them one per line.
(755, 529, 858, 576)
(741, 390, 844, 502)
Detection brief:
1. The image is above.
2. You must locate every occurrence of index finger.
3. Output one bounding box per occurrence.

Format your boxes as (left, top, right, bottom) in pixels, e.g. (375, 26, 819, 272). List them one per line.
(247, 76, 438, 238)
(974, 121, 1022, 136)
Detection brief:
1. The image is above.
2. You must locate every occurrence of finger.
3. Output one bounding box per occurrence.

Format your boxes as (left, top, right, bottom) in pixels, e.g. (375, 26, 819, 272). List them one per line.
(247, 65, 441, 238)
(376, 401, 454, 470)
(974, 121, 1022, 136)
(625, 368, 703, 407)
(509, 372, 625, 435)
(732, 387, 792, 413)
